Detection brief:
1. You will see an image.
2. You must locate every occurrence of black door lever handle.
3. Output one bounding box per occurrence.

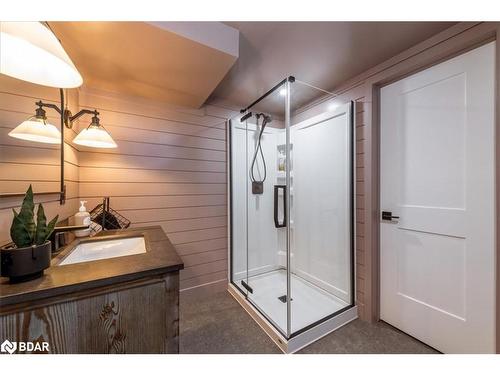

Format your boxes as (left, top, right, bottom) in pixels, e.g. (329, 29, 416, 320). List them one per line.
(381, 211, 400, 221)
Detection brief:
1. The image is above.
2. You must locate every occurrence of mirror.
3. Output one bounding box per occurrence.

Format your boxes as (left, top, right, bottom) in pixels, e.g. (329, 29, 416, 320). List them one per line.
(0, 75, 71, 206)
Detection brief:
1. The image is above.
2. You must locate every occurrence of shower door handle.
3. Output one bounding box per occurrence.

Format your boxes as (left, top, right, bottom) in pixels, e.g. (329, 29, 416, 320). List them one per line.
(274, 185, 287, 228)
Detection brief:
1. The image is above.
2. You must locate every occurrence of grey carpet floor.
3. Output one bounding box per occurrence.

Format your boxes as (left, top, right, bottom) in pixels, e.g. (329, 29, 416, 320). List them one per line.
(180, 290, 438, 354)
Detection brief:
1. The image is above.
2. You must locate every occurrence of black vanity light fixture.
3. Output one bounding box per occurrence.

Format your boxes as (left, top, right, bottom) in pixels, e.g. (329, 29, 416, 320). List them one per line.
(7, 97, 118, 203)
(9, 101, 117, 149)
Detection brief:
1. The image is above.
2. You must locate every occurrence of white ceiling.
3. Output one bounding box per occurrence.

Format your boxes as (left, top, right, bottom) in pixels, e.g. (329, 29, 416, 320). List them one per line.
(209, 22, 456, 109)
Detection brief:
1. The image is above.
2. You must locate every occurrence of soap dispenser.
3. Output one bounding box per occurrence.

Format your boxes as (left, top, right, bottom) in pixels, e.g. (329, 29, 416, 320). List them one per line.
(74, 200, 91, 237)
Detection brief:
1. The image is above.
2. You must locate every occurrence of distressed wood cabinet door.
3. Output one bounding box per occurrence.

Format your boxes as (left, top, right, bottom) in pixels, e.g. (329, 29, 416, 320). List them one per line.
(0, 301, 79, 353)
(0, 273, 179, 354)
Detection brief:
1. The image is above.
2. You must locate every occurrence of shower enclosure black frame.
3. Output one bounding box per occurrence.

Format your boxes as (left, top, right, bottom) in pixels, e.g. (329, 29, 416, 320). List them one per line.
(228, 76, 356, 340)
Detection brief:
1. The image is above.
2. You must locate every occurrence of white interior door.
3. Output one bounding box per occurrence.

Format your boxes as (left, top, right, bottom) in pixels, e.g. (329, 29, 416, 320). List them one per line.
(380, 42, 496, 353)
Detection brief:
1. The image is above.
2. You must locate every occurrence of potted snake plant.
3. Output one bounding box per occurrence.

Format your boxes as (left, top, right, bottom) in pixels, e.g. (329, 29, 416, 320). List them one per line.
(1, 185, 58, 282)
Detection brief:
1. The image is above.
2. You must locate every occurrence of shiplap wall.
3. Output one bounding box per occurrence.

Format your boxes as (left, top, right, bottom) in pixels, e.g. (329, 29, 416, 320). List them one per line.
(354, 98, 367, 320)
(0, 75, 80, 245)
(77, 89, 231, 292)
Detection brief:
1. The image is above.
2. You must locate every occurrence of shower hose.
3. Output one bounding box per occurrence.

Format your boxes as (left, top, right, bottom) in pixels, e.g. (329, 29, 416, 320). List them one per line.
(250, 116, 267, 184)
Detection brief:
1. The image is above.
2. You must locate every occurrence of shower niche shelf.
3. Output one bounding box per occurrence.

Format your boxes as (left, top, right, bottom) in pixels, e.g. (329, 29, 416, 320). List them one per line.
(276, 143, 293, 175)
(276, 172, 294, 182)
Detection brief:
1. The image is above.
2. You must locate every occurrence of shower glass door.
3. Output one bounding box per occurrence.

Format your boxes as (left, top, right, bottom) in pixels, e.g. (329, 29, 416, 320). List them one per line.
(240, 79, 291, 337)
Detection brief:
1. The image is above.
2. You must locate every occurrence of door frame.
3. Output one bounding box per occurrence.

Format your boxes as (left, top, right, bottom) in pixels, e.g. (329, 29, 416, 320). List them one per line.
(362, 22, 500, 351)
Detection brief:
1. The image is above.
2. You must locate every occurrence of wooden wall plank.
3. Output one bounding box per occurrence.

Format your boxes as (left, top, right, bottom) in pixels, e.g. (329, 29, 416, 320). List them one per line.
(83, 194, 226, 211)
(0, 162, 79, 183)
(174, 238, 227, 256)
(79, 151, 224, 172)
(130, 216, 227, 233)
(79, 167, 225, 184)
(182, 249, 227, 268)
(79, 89, 227, 128)
(79, 182, 226, 197)
(78, 140, 225, 162)
(103, 124, 226, 150)
(122, 206, 226, 223)
(166, 227, 227, 245)
(89, 109, 226, 139)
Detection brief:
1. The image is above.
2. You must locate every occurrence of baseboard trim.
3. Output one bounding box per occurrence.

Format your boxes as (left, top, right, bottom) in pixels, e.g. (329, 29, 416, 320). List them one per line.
(180, 278, 227, 299)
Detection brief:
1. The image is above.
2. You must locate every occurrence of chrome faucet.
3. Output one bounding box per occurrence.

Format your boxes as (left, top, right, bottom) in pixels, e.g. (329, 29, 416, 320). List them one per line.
(50, 225, 90, 252)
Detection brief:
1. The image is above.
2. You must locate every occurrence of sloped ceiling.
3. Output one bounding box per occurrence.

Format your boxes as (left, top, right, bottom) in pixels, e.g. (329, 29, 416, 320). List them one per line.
(209, 22, 456, 109)
(49, 21, 239, 108)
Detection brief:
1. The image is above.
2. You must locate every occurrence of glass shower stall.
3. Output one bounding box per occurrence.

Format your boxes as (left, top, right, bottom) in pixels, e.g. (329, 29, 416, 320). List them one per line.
(228, 76, 357, 352)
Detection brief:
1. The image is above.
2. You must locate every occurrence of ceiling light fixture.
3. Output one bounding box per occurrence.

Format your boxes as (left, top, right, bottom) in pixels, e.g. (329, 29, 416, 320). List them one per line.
(328, 103, 339, 111)
(0, 21, 83, 88)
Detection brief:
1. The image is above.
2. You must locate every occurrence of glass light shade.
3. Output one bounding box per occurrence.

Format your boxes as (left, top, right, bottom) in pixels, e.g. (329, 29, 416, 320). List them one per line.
(73, 125, 117, 148)
(8, 117, 61, 144)
(0, 22, 83, 88)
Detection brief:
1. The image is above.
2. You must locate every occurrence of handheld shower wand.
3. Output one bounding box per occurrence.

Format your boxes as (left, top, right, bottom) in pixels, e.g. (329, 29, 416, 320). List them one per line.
(250, 113, 272, 194)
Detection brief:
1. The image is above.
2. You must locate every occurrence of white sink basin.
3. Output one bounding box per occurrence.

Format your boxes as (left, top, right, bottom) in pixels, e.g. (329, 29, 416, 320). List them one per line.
(59, 236, 146, 265)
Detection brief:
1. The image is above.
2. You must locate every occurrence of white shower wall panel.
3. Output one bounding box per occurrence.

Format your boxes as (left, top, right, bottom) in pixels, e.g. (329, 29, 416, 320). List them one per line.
(291, 111, 352, 304)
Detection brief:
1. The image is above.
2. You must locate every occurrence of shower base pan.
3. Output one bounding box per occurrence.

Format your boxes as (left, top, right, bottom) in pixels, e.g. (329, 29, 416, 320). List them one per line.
(228, 271, 358, 353)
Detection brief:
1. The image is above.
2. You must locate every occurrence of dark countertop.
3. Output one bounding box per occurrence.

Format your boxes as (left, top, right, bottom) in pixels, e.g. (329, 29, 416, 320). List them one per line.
(0, 226, 184, 309)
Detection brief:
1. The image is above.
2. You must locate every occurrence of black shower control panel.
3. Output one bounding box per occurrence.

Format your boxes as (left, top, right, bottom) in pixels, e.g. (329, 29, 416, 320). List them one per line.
(252, 181, 264, 194)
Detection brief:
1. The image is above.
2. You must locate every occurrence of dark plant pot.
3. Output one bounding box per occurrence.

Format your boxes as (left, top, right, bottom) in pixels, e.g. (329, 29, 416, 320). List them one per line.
(0, 241, 51, 283)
